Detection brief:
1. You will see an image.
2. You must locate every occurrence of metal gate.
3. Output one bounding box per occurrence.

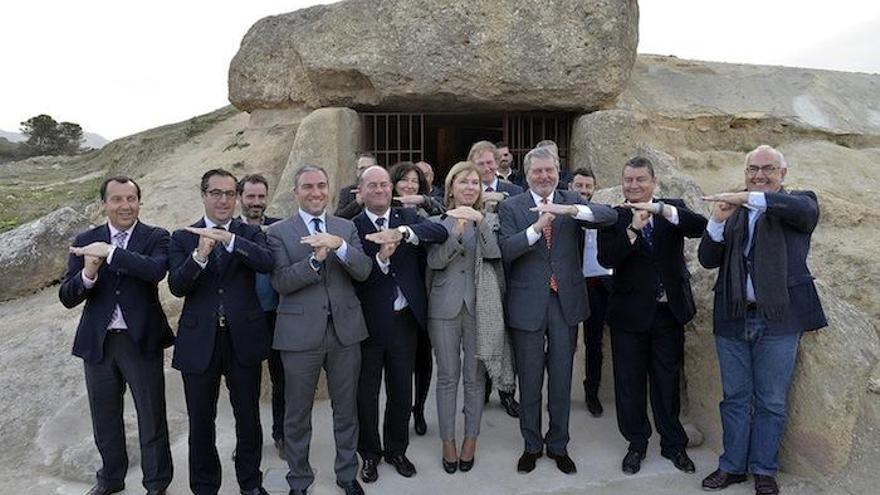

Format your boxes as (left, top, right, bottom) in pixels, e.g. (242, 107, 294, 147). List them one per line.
(503, 113, 573, 169)
(360, 113, 425, 166)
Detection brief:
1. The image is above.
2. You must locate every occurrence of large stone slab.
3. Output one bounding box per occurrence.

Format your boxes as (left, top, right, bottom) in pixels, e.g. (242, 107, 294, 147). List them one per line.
(229, 0, 639, 113)
(0, 207, 90, 301)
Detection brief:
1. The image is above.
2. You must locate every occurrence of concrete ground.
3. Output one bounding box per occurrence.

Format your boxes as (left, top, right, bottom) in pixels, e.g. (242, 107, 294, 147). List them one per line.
(52, 379, 829, 495)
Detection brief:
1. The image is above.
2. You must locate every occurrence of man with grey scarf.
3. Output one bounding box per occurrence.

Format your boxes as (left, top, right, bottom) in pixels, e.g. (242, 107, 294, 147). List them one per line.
(698, 145, 827, 495)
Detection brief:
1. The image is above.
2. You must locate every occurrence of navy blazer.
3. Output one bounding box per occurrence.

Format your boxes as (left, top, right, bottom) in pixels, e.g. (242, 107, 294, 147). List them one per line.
(598, 199, 708, 333)
(167, 218, 274, 374)
(352, 207, 448, 343)
(59, 221, 174, 363)
(698, 190, 827, 336)
(494, 180, 524, 197)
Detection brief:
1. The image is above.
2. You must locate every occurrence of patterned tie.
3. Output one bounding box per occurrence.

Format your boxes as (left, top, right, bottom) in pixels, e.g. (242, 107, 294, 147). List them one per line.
(311, 217, 323, 233)
(109, 231, 128, 327)
(641, 219, 664, 300)
(541, 198, 559, 292)
(485, 186, 494, 193)
(375, 217, 386, 230)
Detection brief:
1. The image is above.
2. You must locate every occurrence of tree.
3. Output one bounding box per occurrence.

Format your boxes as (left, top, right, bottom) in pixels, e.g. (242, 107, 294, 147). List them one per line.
(19, 114, 83, 156)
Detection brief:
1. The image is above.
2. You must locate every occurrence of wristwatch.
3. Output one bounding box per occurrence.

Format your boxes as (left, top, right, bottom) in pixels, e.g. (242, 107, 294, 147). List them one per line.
(397, 226, 410, 241)
(309, 255, 322, 272)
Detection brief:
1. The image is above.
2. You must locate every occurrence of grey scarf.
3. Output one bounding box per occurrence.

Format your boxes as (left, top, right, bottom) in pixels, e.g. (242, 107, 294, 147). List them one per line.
(720, 198, 789, 321)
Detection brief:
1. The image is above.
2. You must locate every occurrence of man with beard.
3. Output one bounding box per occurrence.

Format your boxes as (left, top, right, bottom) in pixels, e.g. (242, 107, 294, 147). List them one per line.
(495, 141, 524, 188)
(499, 147, 617, 475)
(597, 157, 707, 476)
(237, 174, 285, 459)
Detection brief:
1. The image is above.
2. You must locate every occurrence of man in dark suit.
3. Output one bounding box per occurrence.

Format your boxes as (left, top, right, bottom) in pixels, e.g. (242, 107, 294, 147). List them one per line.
(267, 164, 373, 495)
(597, 157, 707, 476)
(168, 168, 274, 495)
(698, 145, 827, 495)
(335, 153, 378, 215)
(535, 140, 572, 190)
(499, 147, 617, 475)
(350, 166, 448, 482)
(237, 174, 285, 459)
(495, 141, 525, 189)
(60, 176, 174, 495)
(570, 167, 612, 417)
(468, 139, 523, 418)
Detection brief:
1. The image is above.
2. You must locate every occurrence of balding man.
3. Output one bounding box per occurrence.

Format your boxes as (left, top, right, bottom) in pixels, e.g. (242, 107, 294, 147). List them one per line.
(416, 160, 445, 205)
(698, 145, 827, 495)
(335, 153, 378, 218)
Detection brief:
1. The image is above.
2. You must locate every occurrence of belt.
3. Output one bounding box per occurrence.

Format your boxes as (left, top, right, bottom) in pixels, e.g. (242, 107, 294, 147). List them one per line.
(217, 314, 228, 329)
(107, 328, 126, 334)
(746, 302, 758, 311)
(393, 306, 411, 316)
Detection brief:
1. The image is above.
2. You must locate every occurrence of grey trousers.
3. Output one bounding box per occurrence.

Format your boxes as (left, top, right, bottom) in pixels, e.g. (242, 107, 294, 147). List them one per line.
(280, 321, 361, 491)
(428, 306, 486, 441)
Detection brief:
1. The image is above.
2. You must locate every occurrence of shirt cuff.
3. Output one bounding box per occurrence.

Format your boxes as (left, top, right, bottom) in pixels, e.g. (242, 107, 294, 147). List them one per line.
(706, 218, 726, 242)
(573, 204, 596, 222)
(405, 226, 419, 246)
(106, 245, 118, 264)
(665, 205, 680, 225)
(526, 225, 542, 246)
(375, 253, 391, 274)
(747, 192, 767, 212)
(225, 234, 236, 252)
(334, 240, 349, 262)
(81, 270, 97, 288)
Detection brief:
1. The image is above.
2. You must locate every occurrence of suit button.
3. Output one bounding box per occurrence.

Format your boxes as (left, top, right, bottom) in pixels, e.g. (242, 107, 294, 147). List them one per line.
(460, 270, 465, 274)
(218, 289, 224, 294)
(115, 290, 120, 295)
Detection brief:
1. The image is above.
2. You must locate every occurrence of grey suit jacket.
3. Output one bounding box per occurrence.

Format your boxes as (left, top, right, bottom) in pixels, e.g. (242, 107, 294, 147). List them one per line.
(498, 189, 617, 332)
(267, 213, 372, 351)
(426, 213, 502, 320)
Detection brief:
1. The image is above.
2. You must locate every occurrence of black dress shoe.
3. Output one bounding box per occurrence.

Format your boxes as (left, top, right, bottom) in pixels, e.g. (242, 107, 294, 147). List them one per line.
(443, 457, 458, 474)
(275, 438, 286, 460)
(360, 458, 379, 483)
(413, 408, 427, 436)
(499, 391, 520, 418)
(754, 474, 779, 495)
(516, 450, 543, 473)
(289, 490, 307, 495)
(458, 456, 474, 472)
(337, 479, 365, 495)
(547, 450, 577, 474)
(622, 449, 646, 475)
(85, 483, 125, 495)
(386, 454, 417, 477)
(240, 487, 270, 495)
(662, 449, 695, 473)
(701, 469, 748, 491)
(146, 490, 166, 495)
(585, 395, 603, 417)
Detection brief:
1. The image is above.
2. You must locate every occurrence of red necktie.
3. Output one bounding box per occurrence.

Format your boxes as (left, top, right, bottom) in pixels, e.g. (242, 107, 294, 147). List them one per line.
(541, 198, 559, 292)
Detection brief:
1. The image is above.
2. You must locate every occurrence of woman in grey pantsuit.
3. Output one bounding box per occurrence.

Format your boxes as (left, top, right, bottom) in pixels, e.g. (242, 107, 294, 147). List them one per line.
(426, 161, 504, 473)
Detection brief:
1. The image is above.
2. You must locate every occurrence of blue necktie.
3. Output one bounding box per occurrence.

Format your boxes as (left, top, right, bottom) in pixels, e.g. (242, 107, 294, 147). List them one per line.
(375, 217, 386, 230)
(311, 218, 323, 233)
(641, 220, 664, 300)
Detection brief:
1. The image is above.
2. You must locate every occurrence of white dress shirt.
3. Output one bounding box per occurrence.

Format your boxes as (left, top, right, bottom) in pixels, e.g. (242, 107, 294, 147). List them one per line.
(706, 192, 767, 302)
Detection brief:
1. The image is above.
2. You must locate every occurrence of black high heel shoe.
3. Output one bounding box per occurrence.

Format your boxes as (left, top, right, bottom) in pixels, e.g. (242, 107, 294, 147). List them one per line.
(442, 458, 458, 474)
(458, 457, 474, 472)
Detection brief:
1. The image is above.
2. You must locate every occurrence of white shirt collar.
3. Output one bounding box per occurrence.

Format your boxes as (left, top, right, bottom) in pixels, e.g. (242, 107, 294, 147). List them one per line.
(108, 221, 137, 240)
(203, 216, 232, 230)
(529, 189, 555, 205)
(364, 207, 390, 228)
(297, 209, 327, 229)
(484, 177, 499, 191)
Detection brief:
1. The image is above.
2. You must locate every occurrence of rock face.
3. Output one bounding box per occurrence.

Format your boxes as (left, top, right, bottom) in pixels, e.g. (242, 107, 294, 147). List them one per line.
(229, 0, 639, 113)
(270, 107, 362, 218)
(0, 207, 90, 301)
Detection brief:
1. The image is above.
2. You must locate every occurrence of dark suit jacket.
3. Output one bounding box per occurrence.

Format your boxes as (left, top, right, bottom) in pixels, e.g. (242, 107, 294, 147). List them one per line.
(352, 207, 448, 343)
(59, 221, 174, 363)
(498, 190, 618, 332)
(698, 190, 827, 335)
(598, 199, 707, 333)
(336, 184, 358, 213)
(167, 218, 274, 374)
(493, 180, 524, 197)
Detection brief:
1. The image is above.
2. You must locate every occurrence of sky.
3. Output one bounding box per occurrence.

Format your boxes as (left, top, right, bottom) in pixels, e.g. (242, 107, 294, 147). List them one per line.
(1, 0, 879, 141)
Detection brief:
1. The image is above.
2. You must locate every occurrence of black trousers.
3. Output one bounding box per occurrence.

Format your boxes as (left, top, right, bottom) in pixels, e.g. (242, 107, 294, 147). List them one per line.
(357, 307, 419, 461)
(84, 332, 172, 491)
(413, 328, 432, 414)
(182, 327, 263, 494)
(610, 303, 688, 454)
(583, 277, 610, 397)
(266, 311, 285, 441)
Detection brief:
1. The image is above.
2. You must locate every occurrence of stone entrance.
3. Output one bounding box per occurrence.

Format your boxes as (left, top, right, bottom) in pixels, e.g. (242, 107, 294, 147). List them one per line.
(360, 111, 573, 181)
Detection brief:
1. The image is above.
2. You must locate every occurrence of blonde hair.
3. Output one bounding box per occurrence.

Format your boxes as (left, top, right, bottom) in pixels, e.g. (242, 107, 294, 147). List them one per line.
(467, 140, 499, 164)
(443, 161, 483, 210)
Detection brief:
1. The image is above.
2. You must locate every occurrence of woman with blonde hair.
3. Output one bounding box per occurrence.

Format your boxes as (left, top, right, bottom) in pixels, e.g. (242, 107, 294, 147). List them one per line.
(425, 161, 513, 473)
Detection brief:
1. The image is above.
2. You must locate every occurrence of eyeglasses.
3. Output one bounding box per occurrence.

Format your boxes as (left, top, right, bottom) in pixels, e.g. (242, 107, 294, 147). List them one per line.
(206, 189, 237, 199)
(746, 165, 780, 176)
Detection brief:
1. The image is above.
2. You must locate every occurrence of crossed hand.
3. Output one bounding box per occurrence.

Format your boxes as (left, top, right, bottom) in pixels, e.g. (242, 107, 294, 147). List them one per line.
(365, 229, 403, 261)
(69, 242, 112, 279)
(301, 233, 343, 262)
(702, 192, 749, 222)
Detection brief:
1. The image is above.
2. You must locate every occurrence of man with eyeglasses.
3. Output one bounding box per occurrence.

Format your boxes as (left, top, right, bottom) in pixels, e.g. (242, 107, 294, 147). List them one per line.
(699, 145, 827, 495)
(168, 168, 274, 495)
(60, 176, 174, 495)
